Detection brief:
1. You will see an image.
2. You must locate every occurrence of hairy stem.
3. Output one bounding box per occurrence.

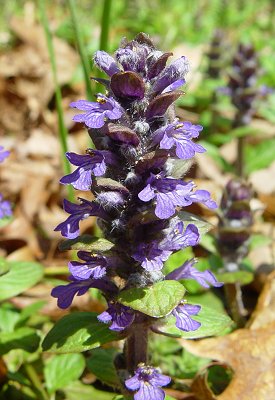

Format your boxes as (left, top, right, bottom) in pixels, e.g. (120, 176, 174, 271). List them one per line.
(125, 324, 149, 374)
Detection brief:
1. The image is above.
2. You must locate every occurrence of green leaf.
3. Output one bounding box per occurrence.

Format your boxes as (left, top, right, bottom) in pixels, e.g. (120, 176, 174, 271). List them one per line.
(64, 381, 115, 400)
(112, 396, 131, 400)
(0, 382, 37, 399)
(207, 364, 233, 394)
(0, 258, 10, 276)
(7, 371, 31, 386)
(87, 348, 119, 386)
(0, 260, 44, 301)
(186, 292, 226, 314)
(42, 312, 120, 353)
(216, 271, 254, 285)
(177, 211, 213, 236)
(244, 139, 275, 174)
(210, 126, 257, 145)
(0, 327, 40, 355)
(156, 305, 233, 339)
(150, 335, 210, 379)
(209, 254, 224, 271)
(44, 354, 85, 394)
(164, 247, 194, 275)
(199, 141, 234, 173)
(0, 216, 13, 229)
(170, 158, 193, 178)
(118, 281, 185, 318)
(0, 304, 20, 332)
(59, 234, 114, 252)
(179, 349, 211, 379)
(16, 301, 46, 328)
(249, 234, 272, 250)
(199, 234, 218, 253)
(239, 257, 254, 272)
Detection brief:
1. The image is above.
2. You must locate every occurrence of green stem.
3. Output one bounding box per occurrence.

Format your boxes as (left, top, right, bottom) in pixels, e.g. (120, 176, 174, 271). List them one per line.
(24, 364, 49, 400)
(68, 0, 93, 101)
(38, 0, 74, 202)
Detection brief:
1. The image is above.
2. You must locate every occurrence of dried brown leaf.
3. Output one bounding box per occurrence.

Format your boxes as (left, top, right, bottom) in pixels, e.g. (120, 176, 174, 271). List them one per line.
(250, 161, 275, 195)
(6, 246, 35, 262)
(248, 271, 275, 329)
(196, 153, 230, 186)
(180, 274, 275, 400)
(9, 16, 78, 86)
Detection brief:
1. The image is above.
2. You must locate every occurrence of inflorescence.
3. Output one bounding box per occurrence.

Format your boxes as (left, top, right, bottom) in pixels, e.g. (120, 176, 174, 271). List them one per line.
(52, 33, 222, 399)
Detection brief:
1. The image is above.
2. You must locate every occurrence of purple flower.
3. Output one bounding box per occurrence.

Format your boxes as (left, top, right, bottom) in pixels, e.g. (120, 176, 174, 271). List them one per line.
(70, 95, 123, 129)
(0, 146, 10, 163)
(115, 46, 148, 73)
(68, 251, 108, 280)
(172, 303, 201, 331)
(160, 221, 199, 251)
(165, 259, 223, 288)
(0, 194, 12, 219)
(139, 174, 217, 219)
(52, 280, 93, 309)
(97, 303, 135, 331)
(138, 174, 194, 219)
(132, 241, 171, 271)
(161, 78, 186, 93)
(60, 150, 117, 191)
(153, 56, 189, 94)
(125, 364, 171, 400)
(94, 50, 121, 77)
(54, 198, 108, 239)
(188, 189, 217, 209)
(152, 121, 205, 159)
(52, 277, 115, 309)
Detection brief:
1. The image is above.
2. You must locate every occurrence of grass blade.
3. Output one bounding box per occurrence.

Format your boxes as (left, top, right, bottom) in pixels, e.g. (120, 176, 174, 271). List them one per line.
(68, 0, 93, 101)
(100, 0, 112, 52)
(38, 0, 74, 202)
